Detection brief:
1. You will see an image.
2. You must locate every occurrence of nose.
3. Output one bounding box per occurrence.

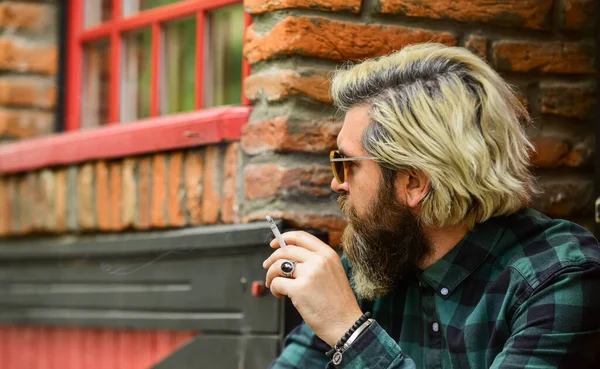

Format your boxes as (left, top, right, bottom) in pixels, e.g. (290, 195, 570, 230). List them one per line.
(331, 177, 349, 193)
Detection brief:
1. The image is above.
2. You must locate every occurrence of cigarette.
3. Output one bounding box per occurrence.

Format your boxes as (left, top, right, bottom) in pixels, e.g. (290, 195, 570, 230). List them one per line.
(266, 215, 287, 247)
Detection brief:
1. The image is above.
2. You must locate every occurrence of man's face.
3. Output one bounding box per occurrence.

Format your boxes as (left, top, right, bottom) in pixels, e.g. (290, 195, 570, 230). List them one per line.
(332, 106, 431, 300)
(331, 105, 381, 217)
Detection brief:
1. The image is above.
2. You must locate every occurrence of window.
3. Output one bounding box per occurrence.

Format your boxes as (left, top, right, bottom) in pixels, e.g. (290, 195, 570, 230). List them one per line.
(66, 0, 249, 131)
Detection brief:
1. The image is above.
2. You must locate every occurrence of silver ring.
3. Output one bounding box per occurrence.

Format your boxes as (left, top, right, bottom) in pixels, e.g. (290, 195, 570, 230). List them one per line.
(280, 260, 297, 278)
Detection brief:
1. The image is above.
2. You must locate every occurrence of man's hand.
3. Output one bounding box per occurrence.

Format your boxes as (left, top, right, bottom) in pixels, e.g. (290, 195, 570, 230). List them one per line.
(263, 231, 363, 347)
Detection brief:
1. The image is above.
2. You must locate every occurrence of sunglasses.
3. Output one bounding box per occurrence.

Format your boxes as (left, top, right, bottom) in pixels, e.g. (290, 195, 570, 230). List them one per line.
(330, 150, 377, 184)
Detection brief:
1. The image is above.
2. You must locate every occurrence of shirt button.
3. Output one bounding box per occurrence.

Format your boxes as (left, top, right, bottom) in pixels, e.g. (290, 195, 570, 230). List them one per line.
(432, 322, 439, 332)
(440, 287, 449, 296)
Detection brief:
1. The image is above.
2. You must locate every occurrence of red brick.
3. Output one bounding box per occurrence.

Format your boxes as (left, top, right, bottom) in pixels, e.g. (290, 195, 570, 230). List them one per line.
(244, 210, 347, 247)
(121, 158, 137, 229)
(534, 176, 593, 218)
(329, 230, 345, 247)
(185, 150, 204, 225)
(530, 136, 593, 168)
(18, 173, 34, 234)
(464, 34, 488, 60)
(109, 161, 122, 231)
(66, 167, 78, 232)
(0, 77, 56, 108)
(16, 176, 27, 234)
(492, 40, 595, 74)
(562, 139, 594, 167)
(167, 152, 186, 227)
(540, 82, 596, 120)
(244, 164, 332, 200)
(202, 146, 222, 224)
(0, 2, 53, 31)
(33, 172, 47, 231)
(6, 176, 18, 234)
(30, 172, 46, 231)
(39, 169, 55, 232)
(0, 38, 57, 74)
(222, 143, 240, 223)
(78, 163, 95, 230)
(151, 154, 167, 228)
(95, 161, 110, 231)
(244, 0, 361, 14)
(379, 0, 552, 30)
(55, 168, 67, 232)
(0, 109, 53, 138)
(0, 177, 8, 236)
(530, 137, 569, 168)
(559, 0, 597, 30)
(242, 116, 342, 155)
(244, 16, 456, 64)
(244, 69, 332, 104)
(137, 157, 152, 230)
(245, 164, 282, 200)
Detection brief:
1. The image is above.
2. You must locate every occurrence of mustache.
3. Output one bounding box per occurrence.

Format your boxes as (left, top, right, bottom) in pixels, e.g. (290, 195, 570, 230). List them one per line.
(337, 193, 347, 205)
(337, 193, 351, 216)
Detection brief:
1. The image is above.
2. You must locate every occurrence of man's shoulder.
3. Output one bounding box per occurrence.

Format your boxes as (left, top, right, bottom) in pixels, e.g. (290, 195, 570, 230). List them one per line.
(499, 207, 600, 289)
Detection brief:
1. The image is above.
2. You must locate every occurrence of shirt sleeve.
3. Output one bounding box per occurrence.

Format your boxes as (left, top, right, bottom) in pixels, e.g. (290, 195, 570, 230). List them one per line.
(331, 320, 416, 369)
(268, 322, 331, 369)
(491, 262, 600, 369)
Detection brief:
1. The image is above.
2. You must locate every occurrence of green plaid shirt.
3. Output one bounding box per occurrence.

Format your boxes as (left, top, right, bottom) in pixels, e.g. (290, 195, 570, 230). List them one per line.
(270, 207, 600, 368)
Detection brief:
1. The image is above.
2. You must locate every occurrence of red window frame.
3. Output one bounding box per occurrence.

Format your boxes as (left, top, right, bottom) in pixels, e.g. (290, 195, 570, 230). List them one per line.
(67, 0, 251, 130)
(0, 0, 252, 174)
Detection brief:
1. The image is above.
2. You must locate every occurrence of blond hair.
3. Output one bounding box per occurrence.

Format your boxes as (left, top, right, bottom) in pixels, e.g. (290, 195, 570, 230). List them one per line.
(331, 43, 539, 228)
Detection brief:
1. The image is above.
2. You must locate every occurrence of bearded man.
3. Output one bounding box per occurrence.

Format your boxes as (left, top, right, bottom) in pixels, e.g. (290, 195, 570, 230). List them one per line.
(262, 43, 600, 368)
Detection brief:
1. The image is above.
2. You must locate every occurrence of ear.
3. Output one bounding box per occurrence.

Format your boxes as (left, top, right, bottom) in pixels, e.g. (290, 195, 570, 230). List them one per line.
(395, 169, 430, 209)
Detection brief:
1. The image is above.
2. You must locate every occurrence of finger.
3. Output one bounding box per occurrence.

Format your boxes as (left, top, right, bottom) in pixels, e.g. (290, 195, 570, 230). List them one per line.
(265, 259, 301, 288)
(276, 231, 328, 252)
(269, 275, 294, 299)
(262, 245, 314, 269)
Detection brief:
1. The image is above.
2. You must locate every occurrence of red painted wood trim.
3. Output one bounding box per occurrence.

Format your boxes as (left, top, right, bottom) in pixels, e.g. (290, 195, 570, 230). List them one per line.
(80, 22, 113, 42)
(195, 11, 205, 110)
(151, 22, 161, 117)
(108, 30, 121, 124)
(108, 0, 123, 124)
(79, 0, 239, 43)
(0, 106, 251, 174)
(65, 0, 84, 131)
(119, 0, 240, 32)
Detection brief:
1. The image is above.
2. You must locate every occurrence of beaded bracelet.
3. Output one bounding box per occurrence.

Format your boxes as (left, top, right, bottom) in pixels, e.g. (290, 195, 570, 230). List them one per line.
(325, 311, 372, 363)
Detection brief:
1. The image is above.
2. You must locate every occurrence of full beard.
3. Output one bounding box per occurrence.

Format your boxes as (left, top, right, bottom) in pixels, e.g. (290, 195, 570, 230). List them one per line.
(338, 184, 431, 300)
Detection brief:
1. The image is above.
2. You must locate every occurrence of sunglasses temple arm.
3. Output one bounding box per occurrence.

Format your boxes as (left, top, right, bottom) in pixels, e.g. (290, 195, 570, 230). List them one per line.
(330, 157, 376, 162)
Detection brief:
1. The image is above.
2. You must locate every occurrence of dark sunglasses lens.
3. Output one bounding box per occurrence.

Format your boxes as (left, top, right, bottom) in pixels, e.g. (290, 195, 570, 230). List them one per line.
(335, 161, 344, 183)
(331, 151, 345, 183)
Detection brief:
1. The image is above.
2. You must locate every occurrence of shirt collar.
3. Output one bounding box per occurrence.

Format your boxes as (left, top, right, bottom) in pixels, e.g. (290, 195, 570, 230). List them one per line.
(417, 213, 509, 298)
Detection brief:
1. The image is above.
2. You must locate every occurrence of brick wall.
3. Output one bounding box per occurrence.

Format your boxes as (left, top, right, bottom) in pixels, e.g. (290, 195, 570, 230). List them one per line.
(242, 0, 598, 243)
(0, 143, 241, 237)
(0, 1, 58, 141)
(0, 0, 597, 240)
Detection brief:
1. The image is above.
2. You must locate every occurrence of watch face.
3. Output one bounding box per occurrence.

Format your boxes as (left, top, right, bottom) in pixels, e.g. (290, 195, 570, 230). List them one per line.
(333, 351, 343, 365)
